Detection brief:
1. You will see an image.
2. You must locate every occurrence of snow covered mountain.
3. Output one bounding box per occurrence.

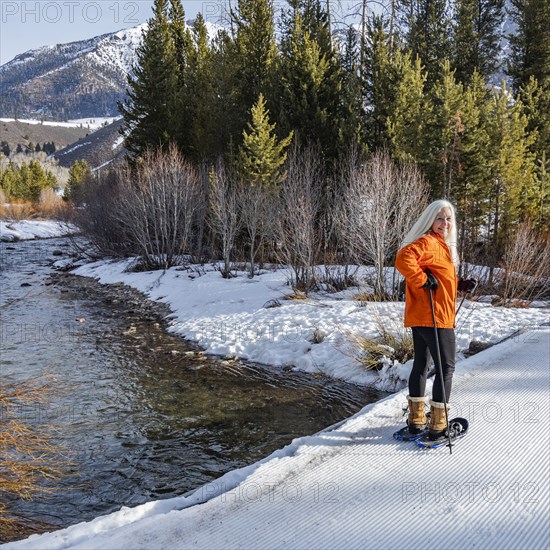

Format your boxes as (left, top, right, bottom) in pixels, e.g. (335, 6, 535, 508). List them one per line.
(0, 20, 224, 121)
(0, 24, 146, 120)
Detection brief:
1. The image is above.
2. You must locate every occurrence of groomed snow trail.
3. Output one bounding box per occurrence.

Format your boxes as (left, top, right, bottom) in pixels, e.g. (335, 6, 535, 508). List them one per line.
(8, 328, 550, 550)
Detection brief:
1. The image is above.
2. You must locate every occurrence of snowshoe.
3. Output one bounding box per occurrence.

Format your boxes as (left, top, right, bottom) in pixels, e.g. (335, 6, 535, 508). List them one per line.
(416, 417, 469, 449)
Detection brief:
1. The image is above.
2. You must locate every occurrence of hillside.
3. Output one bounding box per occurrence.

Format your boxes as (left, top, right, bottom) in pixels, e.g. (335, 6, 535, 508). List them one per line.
(0, 119, 110, 152)
(0, 25, 145, 120)
(53, 118, 126, 170)
(0, 20, 223, 121)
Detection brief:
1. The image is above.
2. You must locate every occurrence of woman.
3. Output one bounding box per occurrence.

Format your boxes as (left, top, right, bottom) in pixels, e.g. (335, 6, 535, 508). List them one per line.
(395, 200, 475, 440)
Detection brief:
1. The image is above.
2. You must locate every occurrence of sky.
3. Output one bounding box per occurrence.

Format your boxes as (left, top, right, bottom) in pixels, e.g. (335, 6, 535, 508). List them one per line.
(0, 0, 214, 65)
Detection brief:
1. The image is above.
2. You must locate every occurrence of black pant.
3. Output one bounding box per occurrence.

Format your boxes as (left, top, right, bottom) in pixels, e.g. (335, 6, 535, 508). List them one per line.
(409, 327, 456, 403)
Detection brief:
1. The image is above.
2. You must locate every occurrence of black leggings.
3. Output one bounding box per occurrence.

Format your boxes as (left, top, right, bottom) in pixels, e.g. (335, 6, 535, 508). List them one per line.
(409, 327, 456, 403)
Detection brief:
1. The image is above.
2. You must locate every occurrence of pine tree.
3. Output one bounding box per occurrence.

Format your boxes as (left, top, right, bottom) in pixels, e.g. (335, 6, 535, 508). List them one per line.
(185, 14, 217, 161)
(507, 0, 550, 93)
(238, 93, 294, 187)
(534, 152, 550, 230)
(397, 0, 452, 88)
(362, 15, 398, 151)
(230, 0, 279, 141)
(119, 0, 180, 159)
(519, 76, 550, 162)
(519, 76, 550, 228)
(424, 60, 465, 197)
(288, 0, 333, 53)
(210, 30, 241, 160)
(278, 10, 343, 166)
(452, 0, 504, 84)
(485, 82, 537, 254)
(4, 160, 57, 201)
(453, 71, 492, 261)
(63, 160, 92, 202)
(340, 26, 366, 152)
(387, 53, 430, 164)
(0, 163, 17, 197)
(168, 0, 191, 152)
(169, 0, 190, 72)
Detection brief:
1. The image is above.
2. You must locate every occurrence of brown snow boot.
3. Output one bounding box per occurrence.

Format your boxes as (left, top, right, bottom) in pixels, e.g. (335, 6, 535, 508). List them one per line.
(407, 396, 427, 434)
(429, 400, 450, 440)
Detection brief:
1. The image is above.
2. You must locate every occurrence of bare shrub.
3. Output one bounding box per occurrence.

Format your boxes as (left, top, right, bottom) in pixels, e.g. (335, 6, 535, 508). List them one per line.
(0, 202, 35, 221)
(74, 168, 131, 258)
(318, 264, 360, 292)
(208, 159, 240, 278)
(115, 146, 201, 269)
(36, 188, 66, 219)
(498, 223, 550, 304)
(275, 145, 323, 293)
(237, 182, 275, 278)
(336, 151, 429, 299)
(325, 145, 365, 290)
(190, 163, 211, 264)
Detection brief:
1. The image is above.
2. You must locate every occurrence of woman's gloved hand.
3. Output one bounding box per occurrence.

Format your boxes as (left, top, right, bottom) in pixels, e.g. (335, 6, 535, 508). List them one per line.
(458, 278, 477, 292)
(423, 269, 439, 290)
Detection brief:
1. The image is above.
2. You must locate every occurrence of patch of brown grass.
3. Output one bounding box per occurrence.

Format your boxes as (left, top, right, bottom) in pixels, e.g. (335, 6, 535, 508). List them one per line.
(0, 376, 70, 542)
(0, 201, 36, 221)
(339, 315, 413, 371)
(283, 290, 308, 300)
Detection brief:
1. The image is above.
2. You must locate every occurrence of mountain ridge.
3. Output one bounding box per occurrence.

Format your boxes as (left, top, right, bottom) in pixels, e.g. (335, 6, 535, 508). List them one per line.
(0, 24, 146, 120)
(0, 20, 223, 121)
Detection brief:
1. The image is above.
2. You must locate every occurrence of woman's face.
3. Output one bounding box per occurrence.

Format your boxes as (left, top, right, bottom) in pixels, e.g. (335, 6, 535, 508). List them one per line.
(431, 207, 452, 238)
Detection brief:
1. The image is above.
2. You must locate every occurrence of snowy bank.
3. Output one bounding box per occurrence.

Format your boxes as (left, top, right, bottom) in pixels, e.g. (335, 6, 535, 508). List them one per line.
(0, 220, 78, 242)
(7, 326, 550, 550)
(67, 258, 549, 391)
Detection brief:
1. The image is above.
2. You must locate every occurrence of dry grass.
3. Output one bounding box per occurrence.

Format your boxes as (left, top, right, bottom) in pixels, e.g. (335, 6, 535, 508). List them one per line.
(352, 289, 387, 306)
(0, 190, 71, 222)
(0, 377, 69, 542)
(0, 201, 36, 221)
(310, 325, 326, 344)
(340, 316, 413, 371)
(283, 290, 308, 300)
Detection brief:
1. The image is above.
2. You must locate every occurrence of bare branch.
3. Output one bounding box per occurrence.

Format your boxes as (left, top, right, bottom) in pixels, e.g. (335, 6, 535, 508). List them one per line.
(275, 145, 323, 293)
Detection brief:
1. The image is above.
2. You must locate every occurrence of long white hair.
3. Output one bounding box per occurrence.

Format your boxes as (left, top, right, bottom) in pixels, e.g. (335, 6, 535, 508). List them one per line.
(400, 199, 459, 265)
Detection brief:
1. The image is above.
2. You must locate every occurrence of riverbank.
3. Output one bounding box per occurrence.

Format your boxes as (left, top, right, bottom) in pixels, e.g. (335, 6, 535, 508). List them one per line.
(1, 239, 378, 542)
(65, 256, 549, 392)
(0, 220, 78, 242)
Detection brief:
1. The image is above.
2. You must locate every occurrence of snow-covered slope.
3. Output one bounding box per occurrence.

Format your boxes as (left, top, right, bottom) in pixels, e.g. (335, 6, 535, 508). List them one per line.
(0, 20, 223, 120)
(0, 26, 145, 119)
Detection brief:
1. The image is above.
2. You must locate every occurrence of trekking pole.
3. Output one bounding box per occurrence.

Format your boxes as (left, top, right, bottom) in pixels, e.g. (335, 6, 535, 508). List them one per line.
(456, 280, 479, 317)
(428, 287, 453, 454)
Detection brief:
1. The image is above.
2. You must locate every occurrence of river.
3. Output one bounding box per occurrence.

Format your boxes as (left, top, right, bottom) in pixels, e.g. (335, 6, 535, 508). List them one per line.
(0, 237, 386, 539)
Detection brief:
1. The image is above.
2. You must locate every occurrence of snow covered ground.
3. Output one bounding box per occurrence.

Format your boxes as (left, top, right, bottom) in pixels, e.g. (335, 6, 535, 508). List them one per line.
(2, 251, 548, 549)
(7, 325, 550, 549)
(65, 259, 549, 391)
(0, 220, 78, 242)
(0, 118, 120, 130)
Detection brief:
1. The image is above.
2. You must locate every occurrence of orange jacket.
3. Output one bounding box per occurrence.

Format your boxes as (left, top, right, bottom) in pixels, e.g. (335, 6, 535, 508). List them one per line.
(395, 231, 458, 328)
